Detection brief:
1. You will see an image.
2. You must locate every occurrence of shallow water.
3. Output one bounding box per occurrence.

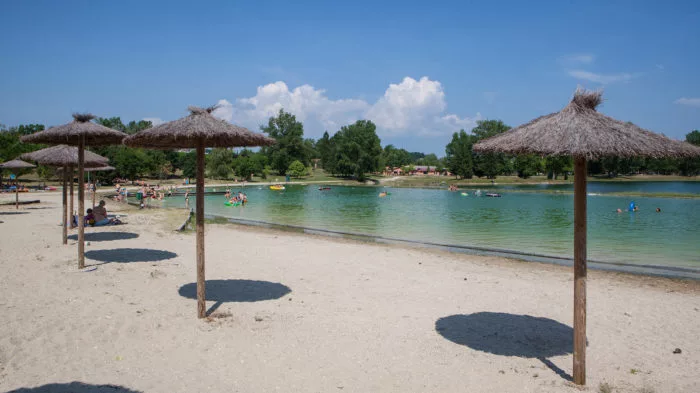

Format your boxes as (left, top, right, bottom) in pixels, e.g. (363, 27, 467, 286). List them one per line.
(162, 182, 700, 269)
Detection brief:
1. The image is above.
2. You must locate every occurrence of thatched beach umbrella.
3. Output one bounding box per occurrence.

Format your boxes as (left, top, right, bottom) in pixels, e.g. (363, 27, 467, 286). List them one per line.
(21, 114, 127, 269)
(473, 89, 700, 385)
(0, 159, 36, 209)
(22, 145, 109, 245)
(124, 106, 275, 318)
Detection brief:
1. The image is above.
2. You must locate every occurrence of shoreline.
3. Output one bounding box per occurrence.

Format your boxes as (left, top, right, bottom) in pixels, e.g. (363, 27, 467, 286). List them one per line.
(201, 212, 700, 281)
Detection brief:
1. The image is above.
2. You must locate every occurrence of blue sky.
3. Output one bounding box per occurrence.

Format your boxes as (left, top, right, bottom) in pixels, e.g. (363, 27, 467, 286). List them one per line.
(1, 0, 699, 154)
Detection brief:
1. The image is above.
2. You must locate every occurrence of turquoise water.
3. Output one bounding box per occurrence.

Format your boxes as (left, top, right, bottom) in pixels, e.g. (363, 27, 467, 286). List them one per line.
(162, 183, 700, 269)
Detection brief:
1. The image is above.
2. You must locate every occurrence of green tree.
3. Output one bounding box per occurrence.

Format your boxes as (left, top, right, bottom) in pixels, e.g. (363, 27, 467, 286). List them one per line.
(445, 130, 475, 179)
(95, 117, 127, 132)
(545, 156, 573, 180)
(112, 147, 151, 180)
(233, 156, 256, 180)
(287, 160, 307, 178)
(316, 131, 333, 170)
(261, 109, 307, 175)
(329, 120, 382, 181)
(250, 152, 269, 177)
(514, 154, 543, 178)
(146, 150, 170, 179)
(181, 151, 197, 179)
(679, 130, 700, 176)
(304, 138, 318, 160)
(418, 153, 440, 167)
(471, 120, 511, 179)
(382, 145, 413, 169)
(686, 130, 700, 146)
(207, 148, 234, 179)
(408, 152, 425, 163)
(0, 124, 45, 163)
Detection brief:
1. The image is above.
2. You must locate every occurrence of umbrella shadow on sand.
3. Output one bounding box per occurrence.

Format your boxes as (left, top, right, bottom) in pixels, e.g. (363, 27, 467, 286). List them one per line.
(178, 279, 292, 316)
(69, 231, 139, 242)
(85, 248, 177, 265)
(0, 211, 29, 215)
(5, 382, 141, 392)
(436, 312, 580, 381)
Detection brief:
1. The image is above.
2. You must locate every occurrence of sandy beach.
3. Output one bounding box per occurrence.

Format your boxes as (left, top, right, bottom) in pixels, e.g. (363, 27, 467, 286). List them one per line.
(1, 192, 698, 393)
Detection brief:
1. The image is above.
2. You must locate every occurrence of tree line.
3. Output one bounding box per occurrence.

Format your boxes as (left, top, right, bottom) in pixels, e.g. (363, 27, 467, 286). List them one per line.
(2, 112, 699, 183)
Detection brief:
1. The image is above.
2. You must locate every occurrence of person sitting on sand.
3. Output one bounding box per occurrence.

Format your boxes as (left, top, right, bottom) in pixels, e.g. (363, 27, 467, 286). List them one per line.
(92, 200, 121, 226)
(85, 208, 96, 226)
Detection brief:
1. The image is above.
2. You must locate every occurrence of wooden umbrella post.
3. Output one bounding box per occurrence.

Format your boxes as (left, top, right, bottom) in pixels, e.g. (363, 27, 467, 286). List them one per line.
(69, 166, 74, 228)
(573, 156, 587, 385)
(15, 179, 18, 209)
(62, 166, 68, 245)
(196, 139, 206, 318)
(92, 181, 96, 210)
(78, 137, 85, 270)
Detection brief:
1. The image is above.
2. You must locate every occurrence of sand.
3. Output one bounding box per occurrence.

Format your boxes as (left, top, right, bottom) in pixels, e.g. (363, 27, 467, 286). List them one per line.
(0, 192, 698, 393)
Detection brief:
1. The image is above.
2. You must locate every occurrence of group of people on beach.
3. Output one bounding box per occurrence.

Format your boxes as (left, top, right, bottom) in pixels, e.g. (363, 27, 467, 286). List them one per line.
(1, 181, 28, 192)
(112, 182, 178, 207)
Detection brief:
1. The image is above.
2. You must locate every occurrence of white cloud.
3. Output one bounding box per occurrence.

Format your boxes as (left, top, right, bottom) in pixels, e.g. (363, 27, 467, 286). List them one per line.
(367, 77, 447, 131)
(143, 117, 164, 126)
(213, 77, 480, 138)
(213, 82, 369, 134)
(559, 54, 595, 65)
(675, 97, 700, 107)
(655, 64, 665, 70)
(568, 70, 639, 84)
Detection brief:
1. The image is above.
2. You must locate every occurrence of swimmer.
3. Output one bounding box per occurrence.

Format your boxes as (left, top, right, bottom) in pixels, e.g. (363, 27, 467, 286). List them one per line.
(656, 207, 661, 212)
(616, 208, 622, 213)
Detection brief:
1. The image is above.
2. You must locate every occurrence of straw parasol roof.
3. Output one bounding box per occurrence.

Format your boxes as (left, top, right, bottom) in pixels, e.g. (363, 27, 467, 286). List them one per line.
(0, 159, 36, 209)
(0, 159, 36, 169)
(124, 105, 275, 319)
(21, 145, 109, 168)
(473, 89, 700, 159)
(123, 106, 275, 149)
(20, 114, 127, 146)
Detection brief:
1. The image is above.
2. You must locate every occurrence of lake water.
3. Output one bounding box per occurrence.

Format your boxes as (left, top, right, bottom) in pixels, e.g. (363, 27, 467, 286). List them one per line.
(162, 182, 700, 271)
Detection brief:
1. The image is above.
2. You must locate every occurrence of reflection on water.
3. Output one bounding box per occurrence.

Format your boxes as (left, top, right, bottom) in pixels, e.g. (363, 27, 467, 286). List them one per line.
(163, 183, 700, 268)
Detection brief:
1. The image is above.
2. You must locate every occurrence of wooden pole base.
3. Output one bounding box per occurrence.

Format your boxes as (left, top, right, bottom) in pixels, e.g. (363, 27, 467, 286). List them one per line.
(78, 138, 85, 269)
(573, 156, 587, 385)
(62, 166, 68, 245)
(196, 140, 206, 318)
